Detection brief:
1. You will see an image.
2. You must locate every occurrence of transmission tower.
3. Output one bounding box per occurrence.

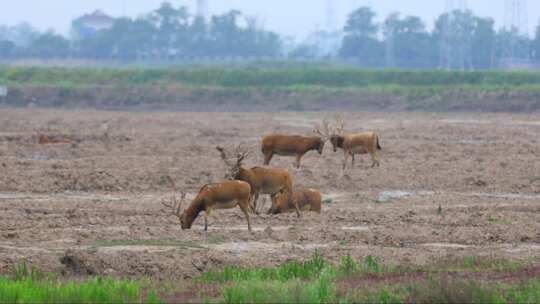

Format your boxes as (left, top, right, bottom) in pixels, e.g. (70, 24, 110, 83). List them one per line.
(325, 0, 337, 32)
(440, 0, 471, 70)
(503, 0, 529, 64)
(196, 0, 209, 20)
(505, 0, 528, 35)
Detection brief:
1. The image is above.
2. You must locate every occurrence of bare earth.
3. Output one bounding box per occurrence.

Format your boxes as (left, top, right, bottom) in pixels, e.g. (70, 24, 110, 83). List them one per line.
(0, 109, 539, 279)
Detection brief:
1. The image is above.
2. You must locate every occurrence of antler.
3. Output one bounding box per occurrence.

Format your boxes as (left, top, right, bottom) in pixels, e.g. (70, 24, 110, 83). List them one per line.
(233, 144, 250, 166)
(216, 146, 235, 167)
(161, 192, 186, 218)
(334, 115, 345, 135)
(313, 119, 331, 140)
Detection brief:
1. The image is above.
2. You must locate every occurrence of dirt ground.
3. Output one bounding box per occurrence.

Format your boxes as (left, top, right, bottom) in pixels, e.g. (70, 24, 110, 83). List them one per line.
(0, 108, 539, 280)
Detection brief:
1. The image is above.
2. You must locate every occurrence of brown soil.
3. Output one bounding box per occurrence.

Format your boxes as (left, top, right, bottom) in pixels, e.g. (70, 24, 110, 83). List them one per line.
(0, 109, 539, 280)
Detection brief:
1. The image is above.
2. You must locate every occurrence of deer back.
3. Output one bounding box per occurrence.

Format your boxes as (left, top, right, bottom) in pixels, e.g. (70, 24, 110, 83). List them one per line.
(248, 166, 293, 195)
(262, 135, 321, 155)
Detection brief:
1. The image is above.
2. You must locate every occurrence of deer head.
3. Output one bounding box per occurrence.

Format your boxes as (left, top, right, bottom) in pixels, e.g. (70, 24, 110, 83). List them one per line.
(329, 115, 346, 152)
(216, 145, 250, 180)
(161, 192, 188, 228)
(313, 119, 332, 154)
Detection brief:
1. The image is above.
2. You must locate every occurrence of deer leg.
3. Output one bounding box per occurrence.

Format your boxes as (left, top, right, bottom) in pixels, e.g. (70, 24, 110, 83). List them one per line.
(252, 192, 260, 215)
(343, 150, 349, 170)
(370, 151, 380, 168)
(295, 154, 303, 169)
(264, 152, 273, 166)
(238, 200, 252, 232)
(294, 200, 302, 218)
(204, 209, 211, 231)
(351, 153, 355, 167)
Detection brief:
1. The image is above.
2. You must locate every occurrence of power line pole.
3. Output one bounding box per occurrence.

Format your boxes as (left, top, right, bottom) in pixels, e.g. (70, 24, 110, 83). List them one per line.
(325, 0, 337, 33)
(504, 0, 529, 64)
(196, 0, 209, 20)
(440, 0, 469, 70)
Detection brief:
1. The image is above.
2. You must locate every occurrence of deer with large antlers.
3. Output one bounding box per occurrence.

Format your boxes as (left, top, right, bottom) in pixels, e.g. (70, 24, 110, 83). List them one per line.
(261, 120, 330, 168)
(216, 145, 300, 217)
(329, 116, 382, 170)
(162, 180, 254, 231)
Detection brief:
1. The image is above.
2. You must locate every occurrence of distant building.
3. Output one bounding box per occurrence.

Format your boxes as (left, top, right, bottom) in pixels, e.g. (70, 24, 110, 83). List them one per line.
(71, 10, 115, 40)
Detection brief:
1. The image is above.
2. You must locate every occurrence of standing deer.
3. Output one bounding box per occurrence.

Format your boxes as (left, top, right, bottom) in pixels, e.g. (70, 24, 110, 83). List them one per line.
(261, 120, 331, 168)
(162, 180, 254, 231)
(216, 146, 300, 217)
(329, 117, 382, 170)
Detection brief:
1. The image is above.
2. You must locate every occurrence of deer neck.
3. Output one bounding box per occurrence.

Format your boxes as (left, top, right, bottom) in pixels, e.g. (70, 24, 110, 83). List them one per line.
(237, 167, 253, 183)
(183, 199, 205, 228)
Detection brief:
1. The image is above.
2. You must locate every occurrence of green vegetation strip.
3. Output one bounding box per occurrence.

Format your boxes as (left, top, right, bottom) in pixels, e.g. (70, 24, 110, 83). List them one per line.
(196, 253, 540, 304)
(2, 255, 539, 303)
(0, 264, 162, 304)
(2, 67, 540, 89)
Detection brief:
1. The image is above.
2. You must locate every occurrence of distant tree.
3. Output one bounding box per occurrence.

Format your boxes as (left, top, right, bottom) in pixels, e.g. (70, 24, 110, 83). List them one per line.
(383, 13, 436, 68)
(109, 18, 155, 60)
(288, 44, 319, 59)
(471, 17, 495, 69)
(493, 27, 530, 65)
(340, 7, 384, 67)
(147, 2, 190, 57)
(0, 40, 15, 58)
(344, 7, 378, 38)
(2, 23, 38, 47)
(207, 10, 281, 58)
(532, 20, 540, 60)
(26, 32, 70, 58)
(433, 10, 476, 70)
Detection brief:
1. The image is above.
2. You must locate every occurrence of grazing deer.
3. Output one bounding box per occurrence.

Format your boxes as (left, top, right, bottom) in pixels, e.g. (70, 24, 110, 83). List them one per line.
(269, 188, 322, 215)
(329, 117, 382, 170)
(261, 120, 330, 168)
(216, 146, 299, 217)
(162, 180, 254, 232)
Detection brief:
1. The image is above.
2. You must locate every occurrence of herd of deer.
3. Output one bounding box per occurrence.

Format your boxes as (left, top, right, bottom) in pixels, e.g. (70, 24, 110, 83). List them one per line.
(163, 117, 382, 232)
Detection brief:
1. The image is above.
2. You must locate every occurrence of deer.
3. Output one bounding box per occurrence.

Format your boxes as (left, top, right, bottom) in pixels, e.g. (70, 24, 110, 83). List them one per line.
(216, 145, 300, 217)
(261, 120, 331, 168)
(269, 188, 322, 215)
(161, 180, 254, 232)
(329, 116, 382, 170)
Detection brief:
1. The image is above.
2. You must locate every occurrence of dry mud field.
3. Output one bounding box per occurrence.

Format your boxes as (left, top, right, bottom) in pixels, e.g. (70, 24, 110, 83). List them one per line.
(0, 109, 539, 280)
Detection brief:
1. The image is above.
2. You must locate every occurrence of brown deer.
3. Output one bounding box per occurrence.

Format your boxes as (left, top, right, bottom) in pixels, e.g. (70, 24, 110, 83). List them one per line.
(261, 120, 331, 168)
(216, 146, 299, 217)
(162, 180, 254, 231)
(329, 117, 382, 170)
(269, 188, 322, 215)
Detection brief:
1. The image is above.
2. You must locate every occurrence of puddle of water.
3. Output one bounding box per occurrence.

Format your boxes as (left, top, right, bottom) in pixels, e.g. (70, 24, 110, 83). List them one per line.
(440, 119, 492, 125)
(377, 191, 413, 202)
(0, 192, 129, 202)
(460, 192, 540, 200)
(422, 243, 471, 249)
(504, 244, 540, 253)
(201, 226, 289, 232)
(341, 226, 370, 231)
(97, 246, 181, 253)
(212, 242, 330, 253)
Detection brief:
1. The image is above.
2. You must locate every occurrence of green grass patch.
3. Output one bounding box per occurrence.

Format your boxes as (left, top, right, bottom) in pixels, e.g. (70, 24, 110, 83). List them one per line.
(0, 264, 163, 304)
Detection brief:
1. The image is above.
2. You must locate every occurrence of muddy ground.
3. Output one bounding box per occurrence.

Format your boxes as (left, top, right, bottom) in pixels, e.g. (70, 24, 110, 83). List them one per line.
(0, 109, 539, 280)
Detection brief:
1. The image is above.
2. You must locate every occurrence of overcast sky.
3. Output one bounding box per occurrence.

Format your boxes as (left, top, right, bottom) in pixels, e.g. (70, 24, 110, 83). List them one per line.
(1, 0, 539, 38)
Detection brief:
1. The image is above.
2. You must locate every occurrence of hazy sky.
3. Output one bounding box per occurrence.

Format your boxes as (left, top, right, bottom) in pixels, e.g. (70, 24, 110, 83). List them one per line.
(1, 0, 539, 38)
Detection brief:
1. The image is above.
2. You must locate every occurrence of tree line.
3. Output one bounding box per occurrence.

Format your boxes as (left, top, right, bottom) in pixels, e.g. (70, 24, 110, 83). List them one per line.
(1, 2, 540, 69)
